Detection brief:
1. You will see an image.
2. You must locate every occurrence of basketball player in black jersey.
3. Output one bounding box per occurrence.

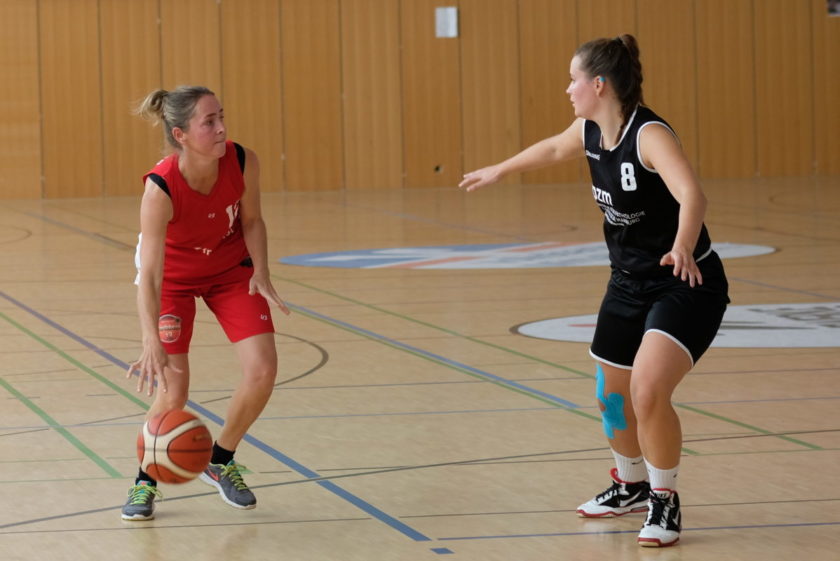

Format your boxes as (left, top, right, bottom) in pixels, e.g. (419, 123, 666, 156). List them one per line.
(459, 34, 729, 547)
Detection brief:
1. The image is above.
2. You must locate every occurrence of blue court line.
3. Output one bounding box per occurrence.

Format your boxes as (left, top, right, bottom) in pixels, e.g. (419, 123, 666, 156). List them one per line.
(288, 303, 581, 410)
(188, 401, 431, 542)
(438, 520, 840, 541)
(0, 291, 431, 544)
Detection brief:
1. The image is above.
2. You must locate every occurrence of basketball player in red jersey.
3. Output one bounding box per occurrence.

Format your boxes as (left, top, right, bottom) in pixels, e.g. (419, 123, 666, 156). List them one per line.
(122, 86, 290, 520)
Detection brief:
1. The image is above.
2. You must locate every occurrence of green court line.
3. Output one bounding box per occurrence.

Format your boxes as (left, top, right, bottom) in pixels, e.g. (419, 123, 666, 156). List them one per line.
(677, 404, 822, 450)
(287, 303, 710, 455)
(275, 275, 821, 453)
(0, 377, 122, 478)
(0, 311, 149, 411)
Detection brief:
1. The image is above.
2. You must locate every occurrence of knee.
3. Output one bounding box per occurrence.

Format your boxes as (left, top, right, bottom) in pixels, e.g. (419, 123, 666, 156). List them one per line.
(245, 361, 277, 389)
(630, 382, 670, 421)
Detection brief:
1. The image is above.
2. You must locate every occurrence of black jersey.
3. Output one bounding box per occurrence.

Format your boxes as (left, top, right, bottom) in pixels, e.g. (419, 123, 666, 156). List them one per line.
(583, 105, 712, 277)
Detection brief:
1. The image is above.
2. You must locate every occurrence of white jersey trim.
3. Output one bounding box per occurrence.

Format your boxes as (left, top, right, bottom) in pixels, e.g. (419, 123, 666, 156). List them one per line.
(608, 106, 638, 151)
(636, 121, 679, 173)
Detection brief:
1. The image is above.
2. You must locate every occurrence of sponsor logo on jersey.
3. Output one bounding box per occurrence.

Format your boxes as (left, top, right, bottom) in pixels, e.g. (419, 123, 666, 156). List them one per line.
(158, 314, 182, 343)
(592, 186, 613, 206)
(280, 242, 774, 270)
(585, 150, 601, 161)
(513, 302, 840, 348)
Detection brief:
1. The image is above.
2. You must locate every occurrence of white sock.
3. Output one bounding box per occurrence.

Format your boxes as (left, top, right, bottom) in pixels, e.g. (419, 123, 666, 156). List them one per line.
(612, 450, 647, 482)
(645, 460, 679, 491)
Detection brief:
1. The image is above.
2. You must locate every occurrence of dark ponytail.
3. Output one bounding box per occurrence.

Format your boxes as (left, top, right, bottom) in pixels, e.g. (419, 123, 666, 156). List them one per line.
(575, 34, 644, 127)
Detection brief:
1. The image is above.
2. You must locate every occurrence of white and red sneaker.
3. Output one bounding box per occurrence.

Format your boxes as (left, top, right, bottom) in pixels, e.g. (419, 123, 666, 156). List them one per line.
(638, 488, 681, 547)
(576, 468, 650, 518)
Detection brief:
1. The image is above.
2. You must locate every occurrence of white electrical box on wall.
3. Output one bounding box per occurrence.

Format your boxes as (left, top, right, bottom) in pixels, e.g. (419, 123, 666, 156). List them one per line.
(435, 7, 458, 38)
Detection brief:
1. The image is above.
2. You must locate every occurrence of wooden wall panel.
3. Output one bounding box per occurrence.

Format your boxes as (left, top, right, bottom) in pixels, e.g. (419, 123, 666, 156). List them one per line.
(518, 0, 581, 185)
(401, 0, 462, 188)
(3, 0, 839, 201)
(160, 0, 222, 92)
(0, 0, 41, 199)
(577, 0, 637, 40)
(340, 0, 403, 190)
(459, 0, 521, 183)
(281, 0, 344, 191)
(220, 0, 285, 192)
(695, 0, 755, 178)
(755, 0, 813, 176)
(637, 0, 698, 169)
(39, 0, 102, 198)
(100, 0, 163, 197)
(812, 0, 840, 175)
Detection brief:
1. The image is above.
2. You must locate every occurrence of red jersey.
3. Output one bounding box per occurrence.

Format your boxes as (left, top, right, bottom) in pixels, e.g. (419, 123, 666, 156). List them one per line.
(142, 141, 250, 285)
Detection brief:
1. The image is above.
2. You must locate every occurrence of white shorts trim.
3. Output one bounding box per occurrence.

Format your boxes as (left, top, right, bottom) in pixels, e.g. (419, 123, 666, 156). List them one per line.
(644, 329, 695, 368)
(589, 349, 633, 370)
(695, 246, 712, 263)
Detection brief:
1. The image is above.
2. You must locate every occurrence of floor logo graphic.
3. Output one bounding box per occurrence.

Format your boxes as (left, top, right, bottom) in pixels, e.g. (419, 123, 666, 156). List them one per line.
(281, 242, 774, 269)
(514, 302, 840, 348)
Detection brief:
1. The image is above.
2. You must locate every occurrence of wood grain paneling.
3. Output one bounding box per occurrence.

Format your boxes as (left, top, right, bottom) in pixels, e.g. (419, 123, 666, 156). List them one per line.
(160, 0, 221, 92)
(401, 0, 462, 188)
(518, 0, 581, 185)
(2, 0, 838, 201)
(221, 0, 285, 192)
(39, 0, 102, 198)
(281, 0, 344, 190)
(577, 0, 637, 40)
(811, 0, 840, 175)
(755, 0, 813, 176)
(100, 0, 162, 197)
(341, 0, 403, 190)
(0, 0, 41, 199)
(695, 0, 756, 178)
(460, 0, 521, 183)
(637, 0, 699, 169)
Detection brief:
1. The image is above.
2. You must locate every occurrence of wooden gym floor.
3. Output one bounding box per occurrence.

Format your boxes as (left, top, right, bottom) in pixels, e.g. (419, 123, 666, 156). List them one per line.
(0, 175, 838, 560)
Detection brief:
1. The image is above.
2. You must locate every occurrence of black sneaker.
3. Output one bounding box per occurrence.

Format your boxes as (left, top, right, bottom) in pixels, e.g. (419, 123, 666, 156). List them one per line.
(638, 489, 681, 547)
(121, 481, 162, 521)
(199, 461, 256, 509)
(576, 468, 650, 517)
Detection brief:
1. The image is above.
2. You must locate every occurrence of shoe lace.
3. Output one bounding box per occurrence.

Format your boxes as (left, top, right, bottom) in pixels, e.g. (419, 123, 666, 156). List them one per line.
(220, 462, 250, 491)
(127, 484, 163, 505)
(595, 481, 622, 502)
(644, 493, 669, 528)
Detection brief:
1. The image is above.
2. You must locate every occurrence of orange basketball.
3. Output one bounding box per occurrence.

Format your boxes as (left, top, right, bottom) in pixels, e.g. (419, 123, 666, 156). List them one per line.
(136, 409, 213, 484)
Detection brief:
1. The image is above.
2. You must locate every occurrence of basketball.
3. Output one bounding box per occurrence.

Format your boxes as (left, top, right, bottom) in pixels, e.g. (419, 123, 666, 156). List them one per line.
(136, 409, 213, 484)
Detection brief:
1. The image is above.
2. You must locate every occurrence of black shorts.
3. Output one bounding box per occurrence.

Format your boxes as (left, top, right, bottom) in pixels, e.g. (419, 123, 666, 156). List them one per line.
(589, 251, 730, 369)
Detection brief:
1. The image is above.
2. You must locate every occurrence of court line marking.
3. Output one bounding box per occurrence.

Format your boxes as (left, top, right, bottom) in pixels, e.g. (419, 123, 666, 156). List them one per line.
(275, 274, 591, 377)
(282, 302, 820, 451)
(11, 210, 830, 450)
(0, 292, 432, 543)
(0, 377, 121, 478)
(287, 303, 584, 410)
(436, 520, 840, 541)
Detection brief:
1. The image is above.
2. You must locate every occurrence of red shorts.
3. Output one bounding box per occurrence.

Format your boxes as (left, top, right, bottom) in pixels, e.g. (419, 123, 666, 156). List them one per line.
(158, 265, 275, 354)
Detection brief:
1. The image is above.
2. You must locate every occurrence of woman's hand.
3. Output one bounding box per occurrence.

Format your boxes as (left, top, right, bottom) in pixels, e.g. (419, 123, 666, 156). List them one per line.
(458, 165, 503, 192)
(660, 246, 703, 287)
(249, 271, 291, 315)
(127, 339, 177, 396)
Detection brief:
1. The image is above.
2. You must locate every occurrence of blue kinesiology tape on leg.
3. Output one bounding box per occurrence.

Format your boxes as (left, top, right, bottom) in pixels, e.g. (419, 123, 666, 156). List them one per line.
(596, 363, 627, 439)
